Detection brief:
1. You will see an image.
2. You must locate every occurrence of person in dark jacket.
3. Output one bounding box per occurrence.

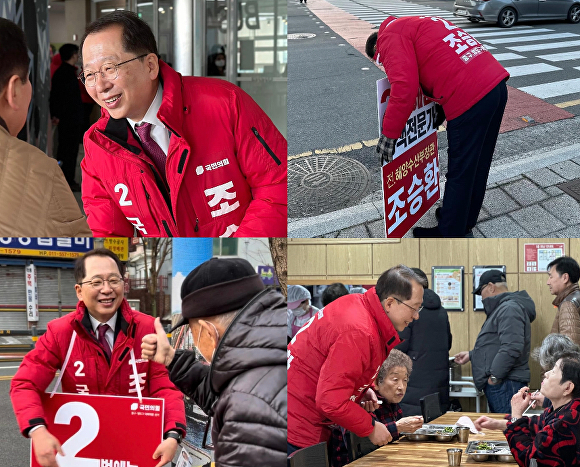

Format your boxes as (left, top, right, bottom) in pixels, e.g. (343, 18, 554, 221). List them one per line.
(396, 268, 452, 415)
(454, 270, 536, 413)
(322, 282, 350, 307)
(50, 43, 83, 191)
(141, 257, 286, 467)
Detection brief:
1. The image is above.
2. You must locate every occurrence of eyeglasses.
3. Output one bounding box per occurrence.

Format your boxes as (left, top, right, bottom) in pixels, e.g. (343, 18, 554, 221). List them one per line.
(392, 296, 422, 314)
(79, 276, 124, 290)
(78, 54, 149, 87)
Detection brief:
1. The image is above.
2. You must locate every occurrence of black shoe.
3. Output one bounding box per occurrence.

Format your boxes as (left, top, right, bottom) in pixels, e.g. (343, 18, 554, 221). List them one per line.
(413, 226, 444, 238)
(435, 207, 474, 237)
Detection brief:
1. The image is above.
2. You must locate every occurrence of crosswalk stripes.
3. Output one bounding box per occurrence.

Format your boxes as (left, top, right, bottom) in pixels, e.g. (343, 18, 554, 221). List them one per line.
(320, 0, 580, 103)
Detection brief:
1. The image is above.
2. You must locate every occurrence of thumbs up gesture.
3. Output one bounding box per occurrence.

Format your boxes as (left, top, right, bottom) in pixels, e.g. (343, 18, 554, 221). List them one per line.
(141, 317, 175, 367)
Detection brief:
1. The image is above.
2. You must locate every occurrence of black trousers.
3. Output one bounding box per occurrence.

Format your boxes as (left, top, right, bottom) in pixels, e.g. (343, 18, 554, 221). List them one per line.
(56, 120, 82, 185)
(438, 79, 508, 236)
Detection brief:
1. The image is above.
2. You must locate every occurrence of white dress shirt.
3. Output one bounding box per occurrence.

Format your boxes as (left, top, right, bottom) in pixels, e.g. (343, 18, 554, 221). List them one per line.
(127, 83, 170, 155)
(89, 312, 118, 351)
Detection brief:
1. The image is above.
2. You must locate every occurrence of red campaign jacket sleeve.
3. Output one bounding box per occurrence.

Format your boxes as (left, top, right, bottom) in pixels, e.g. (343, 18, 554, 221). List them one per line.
(230, 89, 288, 237)
(504, 415, 576, 467)
(146, 360, 186, 436)
(381, 29, 421, 140)
(10, 323, 63, 436)
(80, 138, 134, 237)
(316, 330, 374, 438)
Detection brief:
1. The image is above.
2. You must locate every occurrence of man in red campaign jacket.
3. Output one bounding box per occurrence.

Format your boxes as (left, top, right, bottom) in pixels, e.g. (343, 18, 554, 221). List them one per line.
(287, 265, 427, 453)
(10, 248, 185, 467)
(366, 16, 509, 238)
(80, 11, 287, 238)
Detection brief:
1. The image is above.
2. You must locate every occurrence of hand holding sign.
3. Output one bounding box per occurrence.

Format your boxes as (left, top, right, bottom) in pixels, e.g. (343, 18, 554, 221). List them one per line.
(30, 426, 64, 467)
(141, 317, 175, 367)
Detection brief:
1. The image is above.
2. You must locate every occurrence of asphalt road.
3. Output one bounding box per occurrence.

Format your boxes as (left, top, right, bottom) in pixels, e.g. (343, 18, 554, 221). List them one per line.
(0, 363, 29, 467)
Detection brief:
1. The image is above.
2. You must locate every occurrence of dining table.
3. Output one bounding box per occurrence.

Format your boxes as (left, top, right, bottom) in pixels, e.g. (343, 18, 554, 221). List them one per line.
(347, 412, 521, 466)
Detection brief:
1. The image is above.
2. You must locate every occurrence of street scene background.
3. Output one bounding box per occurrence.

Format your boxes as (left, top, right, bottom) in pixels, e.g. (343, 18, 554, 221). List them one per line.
(288, 0, 580, 238)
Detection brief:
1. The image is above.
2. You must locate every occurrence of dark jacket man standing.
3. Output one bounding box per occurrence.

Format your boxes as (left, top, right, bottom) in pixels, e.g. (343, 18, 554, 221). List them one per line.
(50, 43, 83, 190)
(141, 258, 287, 467)
(396, 268, 452, 415)
(366, 16, 509, 238)
(454, 270, 536, 413)
(547, 256, 580, 345)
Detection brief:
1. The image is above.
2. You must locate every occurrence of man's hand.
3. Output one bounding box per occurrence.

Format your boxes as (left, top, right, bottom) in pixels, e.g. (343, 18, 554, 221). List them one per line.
(31, 427, 64, 467)
(474, 416, 507, 431)
(511, 386, 532, 418)
(396, 416, 424, 433)
(152, 437, 178, 467)
(454, 351, 470, 365)
(141, 317, 175, 367)
(376, 135, 396, 166)
(360, 387, 380, 412)
(368, 421, 393, 446)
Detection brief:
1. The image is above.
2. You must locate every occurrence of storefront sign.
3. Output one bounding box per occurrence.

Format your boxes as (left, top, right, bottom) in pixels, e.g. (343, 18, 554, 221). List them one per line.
(377, 79, 440, 237)
(31, 393, 164, 467)
(524, 243, 565, 273)
(432, 266, 464, 311)
(0, 238, 93, 258)
(104, 238, 129, 261)
(25, 264, 38, 322)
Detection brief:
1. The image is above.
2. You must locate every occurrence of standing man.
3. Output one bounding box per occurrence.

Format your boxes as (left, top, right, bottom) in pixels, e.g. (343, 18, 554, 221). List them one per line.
(141, 257, 287, 467)
(396, 268, 452, 415)
(547, 256, 580, 345)
(0, 19, 90, 236)
(454, 270, 536, 413)
(79, 11, 287, 237)
(10, 248, 185, 467)
(287, 265, 427, 453)
(50, 43, 83, 191)
(365, 16, 509, 238)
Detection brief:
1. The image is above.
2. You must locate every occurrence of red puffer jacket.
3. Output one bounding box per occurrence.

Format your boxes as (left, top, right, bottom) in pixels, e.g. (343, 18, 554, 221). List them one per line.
(287, 288, 402, 448)
(10, 299, 186, 437)
(374, 16, 509, 139)
(81, 61, 287, 237)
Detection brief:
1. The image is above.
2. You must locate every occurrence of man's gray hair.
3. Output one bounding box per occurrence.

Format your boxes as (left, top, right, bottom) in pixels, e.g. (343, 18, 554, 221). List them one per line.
(376, 265, 428, 301)
(494, 281, 508, 290)
(376, 349, 413, 384)
(531, 333, 580, 371)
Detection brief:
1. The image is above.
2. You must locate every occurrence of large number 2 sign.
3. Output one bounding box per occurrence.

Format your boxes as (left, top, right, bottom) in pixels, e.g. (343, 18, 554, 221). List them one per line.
(55, 402, 100, 467)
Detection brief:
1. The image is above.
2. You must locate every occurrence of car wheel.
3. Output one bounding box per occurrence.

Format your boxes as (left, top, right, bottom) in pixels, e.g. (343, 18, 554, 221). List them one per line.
(468, 18, 480, 22)
(568, 4, 580, 23)
(498, 7, 517, 28)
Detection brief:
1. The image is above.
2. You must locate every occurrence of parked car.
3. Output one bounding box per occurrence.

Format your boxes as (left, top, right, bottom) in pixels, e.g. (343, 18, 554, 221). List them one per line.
(453, 0, 580, 28)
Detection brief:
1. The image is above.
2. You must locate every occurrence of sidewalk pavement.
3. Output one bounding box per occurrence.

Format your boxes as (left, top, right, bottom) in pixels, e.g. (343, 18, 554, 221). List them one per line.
(288, 0, 580, 238)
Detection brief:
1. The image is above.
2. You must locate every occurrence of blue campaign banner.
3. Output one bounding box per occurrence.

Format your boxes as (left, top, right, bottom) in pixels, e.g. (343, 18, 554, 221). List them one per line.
(0, 238, 94, 258)
(258, 265, 277, 285)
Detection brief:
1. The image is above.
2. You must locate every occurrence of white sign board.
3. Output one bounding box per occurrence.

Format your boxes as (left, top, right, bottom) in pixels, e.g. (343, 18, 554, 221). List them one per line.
(25, 264, 39, 322)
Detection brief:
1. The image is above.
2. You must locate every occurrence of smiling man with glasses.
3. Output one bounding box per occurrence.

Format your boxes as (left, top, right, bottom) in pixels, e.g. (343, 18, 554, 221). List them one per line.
(10, 248, 186, 467)
(78, 11, 287, 238)
(287, 265, 426, 456)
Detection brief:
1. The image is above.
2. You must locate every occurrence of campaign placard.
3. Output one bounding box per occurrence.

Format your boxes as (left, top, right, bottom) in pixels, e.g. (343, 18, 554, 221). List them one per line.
(31, 393, 164, 467)
(377, 79, 440, 237)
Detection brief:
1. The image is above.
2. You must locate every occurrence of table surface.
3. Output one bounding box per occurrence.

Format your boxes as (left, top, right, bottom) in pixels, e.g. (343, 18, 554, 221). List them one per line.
(348, 412, 517, 466)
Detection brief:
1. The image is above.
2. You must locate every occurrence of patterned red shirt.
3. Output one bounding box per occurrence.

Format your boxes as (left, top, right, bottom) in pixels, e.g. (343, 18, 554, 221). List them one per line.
(329, 399, 403, 467)
(504, 398, 580, 467)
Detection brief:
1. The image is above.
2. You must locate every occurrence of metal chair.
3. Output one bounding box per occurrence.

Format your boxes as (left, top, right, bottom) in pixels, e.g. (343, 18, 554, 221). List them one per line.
(349, 431, 378, 460)
(420, 392, 443, 423)
(288, 442, 329, 467)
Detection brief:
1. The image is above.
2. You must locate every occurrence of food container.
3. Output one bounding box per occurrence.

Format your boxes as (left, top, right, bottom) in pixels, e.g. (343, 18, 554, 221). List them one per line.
(401, 424, 457, 442)
(471, 452, 489, 462)
(405, 433, 430, 441)
(435, 433, 456, 442)
(465, 441, 516, 463)
(456, 426, 470, 443)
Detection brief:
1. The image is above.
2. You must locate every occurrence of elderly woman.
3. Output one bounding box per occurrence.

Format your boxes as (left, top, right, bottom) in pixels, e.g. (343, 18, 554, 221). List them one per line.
(530, 333, 580, 408)
(287, 285, 319, 341)
(474, 357, 580, 467)
(328, 349, 424, 467)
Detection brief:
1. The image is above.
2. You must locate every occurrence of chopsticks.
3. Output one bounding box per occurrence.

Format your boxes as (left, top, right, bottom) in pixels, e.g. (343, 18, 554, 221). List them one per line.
(522, 390, 539, 416)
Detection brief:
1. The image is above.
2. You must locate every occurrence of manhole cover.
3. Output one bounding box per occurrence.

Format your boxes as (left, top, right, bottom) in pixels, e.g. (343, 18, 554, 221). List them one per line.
(289, 155, 371, 217)
(558, 178, 580, 201)
(288, 33, 316, 39)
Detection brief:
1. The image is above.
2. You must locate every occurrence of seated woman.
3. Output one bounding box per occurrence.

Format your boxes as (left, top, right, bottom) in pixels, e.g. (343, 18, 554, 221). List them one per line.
(328, 349, 424, 467)
(474, 357, 580, 467)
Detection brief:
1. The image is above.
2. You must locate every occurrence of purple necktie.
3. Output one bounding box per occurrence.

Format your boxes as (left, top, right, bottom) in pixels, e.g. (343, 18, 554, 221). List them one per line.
(135, 122, 167, 179)
(97, 323, 112, 361)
